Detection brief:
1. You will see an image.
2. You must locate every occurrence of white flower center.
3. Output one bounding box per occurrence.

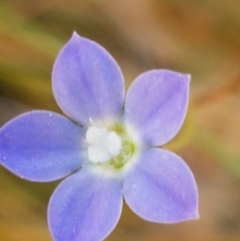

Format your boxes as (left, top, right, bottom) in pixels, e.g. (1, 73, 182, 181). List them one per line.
(86, 126, 122, 163)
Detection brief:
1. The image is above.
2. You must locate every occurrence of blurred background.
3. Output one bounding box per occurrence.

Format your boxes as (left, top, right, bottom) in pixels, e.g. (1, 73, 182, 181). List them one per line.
(0, 0, 240, 240)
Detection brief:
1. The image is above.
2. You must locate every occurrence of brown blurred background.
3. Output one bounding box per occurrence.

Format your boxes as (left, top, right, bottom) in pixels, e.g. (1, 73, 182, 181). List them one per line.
(1, 0, 240, 240)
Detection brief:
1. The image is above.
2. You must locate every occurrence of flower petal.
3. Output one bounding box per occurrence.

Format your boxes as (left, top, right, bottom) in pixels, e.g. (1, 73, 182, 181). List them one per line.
(123, 148, 198, 223)
(52, 32, 125, 126)
(0, 111, 84, 182)
(124, 70, 190, 146)
(48, 168, 122, 241)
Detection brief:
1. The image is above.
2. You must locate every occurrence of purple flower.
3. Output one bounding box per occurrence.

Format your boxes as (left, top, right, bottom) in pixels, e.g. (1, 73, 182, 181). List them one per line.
(0, 32, 198, 241)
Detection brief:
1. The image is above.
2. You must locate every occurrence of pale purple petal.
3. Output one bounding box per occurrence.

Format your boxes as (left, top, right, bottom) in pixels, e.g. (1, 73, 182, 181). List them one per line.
(0, 111, 84, 182)
(123, 148, 198, 223)
(48, 168, 122, 241)
(52, 32, 125, 126)
(124, 70, 190, 146)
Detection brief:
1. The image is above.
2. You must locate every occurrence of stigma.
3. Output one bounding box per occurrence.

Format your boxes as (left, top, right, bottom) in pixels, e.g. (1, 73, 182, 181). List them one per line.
(86, 126, 122, 163)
